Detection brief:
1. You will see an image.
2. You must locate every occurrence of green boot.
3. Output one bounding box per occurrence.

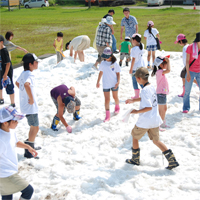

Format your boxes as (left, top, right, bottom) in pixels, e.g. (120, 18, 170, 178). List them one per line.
(163, 149, 179, 170)
(126, 148, 140, 165)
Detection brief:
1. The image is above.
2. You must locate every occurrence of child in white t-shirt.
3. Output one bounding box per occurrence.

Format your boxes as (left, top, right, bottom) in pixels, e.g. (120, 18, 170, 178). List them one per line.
(0, 106, 37, 200)
(129, 33, 145, 99)
(96, 47, 121, 122)
(151, 56, 170, 130)
(144, 21, 160, 69)
(15, 53, 40, 159)
(125, 67, 179, 170)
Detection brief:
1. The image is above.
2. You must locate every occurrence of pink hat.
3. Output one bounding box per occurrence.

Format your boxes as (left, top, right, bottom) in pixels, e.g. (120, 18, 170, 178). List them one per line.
(132, 33, 141, 38)
(147, 21, 154, 26)
(174, 34, 186, 44)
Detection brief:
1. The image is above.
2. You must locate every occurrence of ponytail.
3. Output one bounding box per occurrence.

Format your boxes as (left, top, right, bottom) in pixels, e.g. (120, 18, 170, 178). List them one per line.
(132, 35, 143, 50)
(151, 65, 157, 77)
(110, 54, 116, 64)
(148, 24, 152, 34)
(139, 42, 143, 50)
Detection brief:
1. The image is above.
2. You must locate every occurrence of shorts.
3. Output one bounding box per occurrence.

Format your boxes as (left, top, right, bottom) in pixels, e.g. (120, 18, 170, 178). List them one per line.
(51, 96, 81, 114)
(146, 45, 157, 51)
(56, 51, 63, 63)
(180, 67, 186, 78)
(26, 113, 39, 127)
(131, 125, 160, 141)
(103, 87, 119, 92)
(0, 173, 29, 195)
(120, 53, 130, 60)
(77, 36, 90, 51)
(96, 45, 107, 63)
(157, 94, 167, 105)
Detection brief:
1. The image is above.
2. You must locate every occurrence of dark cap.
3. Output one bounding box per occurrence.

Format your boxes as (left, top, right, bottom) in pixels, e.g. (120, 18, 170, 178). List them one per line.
(123, 7, 130, 12)
(22, 53, 40, 63)
(194, 32, 200, 43)
(0, 35, 5, 42)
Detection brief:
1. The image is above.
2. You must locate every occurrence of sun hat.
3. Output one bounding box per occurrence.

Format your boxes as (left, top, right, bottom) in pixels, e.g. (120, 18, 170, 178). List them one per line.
(193, 32, 200, 43)
(101, 47, 112, 59)
(105, 16, 116, 25)
(147, 21, 154, 26)
(174, 34, 186, 44)
(0, 35, 4, 42)
(64, 96, 76, 113)
(134, 67, 149, 79)
(0, 106, 25, 123)
(125, 36, 130, 40)
(22, 53, 41, 63)
(153, 56, 165, 67)
(132, 33, 141, 38)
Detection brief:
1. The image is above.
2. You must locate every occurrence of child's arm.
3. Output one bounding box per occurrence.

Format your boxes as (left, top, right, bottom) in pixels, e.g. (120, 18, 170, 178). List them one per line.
(128, 44, 131, 55)
(24, 82, 34, 105)
(144, 37, 147, 40)
(16, 46, 28, 53)
(110, 25, 114, 35)
(53, 40, 56, 49)
(15, 81, 19, 88)
(16, 141, 38, 157)
(186, 53, 191, 82)
(156, 33, 160, 40)
(3, 63, 10, 81)
(74, 51, 78, 62)
(115, 72, 120, 89)
(129, 57, 135, 74)
(131, 107, 152, 114)
(96, 71, 103, 88)
(61, 39, 63, 51)
(162, 57, 170, 74)
(125, 98, 141, 104)
(119, 44, 121, 52)
(68, 86, 75, 97)
(70, 46, 73, 57)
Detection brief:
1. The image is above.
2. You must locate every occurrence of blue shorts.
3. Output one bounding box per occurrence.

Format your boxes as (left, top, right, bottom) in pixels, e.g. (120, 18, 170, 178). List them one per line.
(157, 94, 167, 105)
(146, 45, 157, 52)
(103, 87, 119, 92)
(26, 114, 39, 127)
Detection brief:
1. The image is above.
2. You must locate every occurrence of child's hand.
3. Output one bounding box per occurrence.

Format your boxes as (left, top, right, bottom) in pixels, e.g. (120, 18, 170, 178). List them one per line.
(3, 75, 8, 81)
(114, 82, 119, 89)
(28, 98, 34, 105)
(129, 69, 132, 74)
(164, 57, 169, 62)
(125, 99, 134, 104)
(96, 82, 100, 88)
(28, 146, 38, 157)
(131, 109, 138, 114)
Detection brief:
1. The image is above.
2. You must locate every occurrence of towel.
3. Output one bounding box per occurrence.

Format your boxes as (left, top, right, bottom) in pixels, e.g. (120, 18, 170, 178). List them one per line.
(193, 42, 198, 59)
(1, 77, 11, 88)
(122, 109, 133, 123)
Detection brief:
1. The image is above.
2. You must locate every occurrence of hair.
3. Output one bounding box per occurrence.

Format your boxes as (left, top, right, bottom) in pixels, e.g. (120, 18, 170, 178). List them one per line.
(151, 61, 167, 77)
(132, 35, 143, 50)
(65, 40, 71, 50)
(147, 24, 152, 34)
(108, 9, 115, 14)
(23, 62, 33, 71)
(0, 120, 11, 129)
(110, 54, 116, 64)
(5, 31, 14, 40)
(125, 39, 130, 41)
(178, 39, 188, 44)
(57, 32, 63, 37)
(123, 7, 130, 12)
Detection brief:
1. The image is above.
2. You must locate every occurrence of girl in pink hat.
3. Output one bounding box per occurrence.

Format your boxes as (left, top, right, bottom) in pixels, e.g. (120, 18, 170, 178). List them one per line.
(144, 21, 160, 69)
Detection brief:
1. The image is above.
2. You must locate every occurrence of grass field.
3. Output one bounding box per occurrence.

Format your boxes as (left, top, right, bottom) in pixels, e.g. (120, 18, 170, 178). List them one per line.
(0, 6, 199, 65)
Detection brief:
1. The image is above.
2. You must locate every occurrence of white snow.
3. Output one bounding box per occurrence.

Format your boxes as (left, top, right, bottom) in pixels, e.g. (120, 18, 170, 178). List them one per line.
(1, 48, 200, 200)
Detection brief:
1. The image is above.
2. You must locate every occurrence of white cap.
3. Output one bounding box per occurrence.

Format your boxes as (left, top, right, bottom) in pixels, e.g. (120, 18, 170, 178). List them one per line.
(153, 56, 164, 67)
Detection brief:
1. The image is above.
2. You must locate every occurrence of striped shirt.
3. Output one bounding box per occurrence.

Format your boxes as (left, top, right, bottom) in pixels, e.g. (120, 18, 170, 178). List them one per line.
(96, 24, 112, 47)
(121, 15, 138, 37)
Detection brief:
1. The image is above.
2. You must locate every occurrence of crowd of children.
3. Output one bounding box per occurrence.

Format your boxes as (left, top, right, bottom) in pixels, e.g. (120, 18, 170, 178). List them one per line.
(0, 8, 200, 199)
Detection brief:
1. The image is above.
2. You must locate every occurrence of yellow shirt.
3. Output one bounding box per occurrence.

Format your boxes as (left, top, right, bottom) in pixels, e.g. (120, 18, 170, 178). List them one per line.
(55, 38, 63, 51)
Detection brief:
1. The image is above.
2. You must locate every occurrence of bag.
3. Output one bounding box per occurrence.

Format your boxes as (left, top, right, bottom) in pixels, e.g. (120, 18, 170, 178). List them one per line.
(151, 33, 160, 50)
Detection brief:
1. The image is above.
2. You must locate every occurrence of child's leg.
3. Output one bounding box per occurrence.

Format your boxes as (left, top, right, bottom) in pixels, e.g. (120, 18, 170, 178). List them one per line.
(158, 104, 167, 121)
(133, 137, 139, 149)
(28, 126, 39, 142)
(153, 140, 168, 152)
(20, 184, 34, 200)
(104, 91, 110, 111)
(112, 90, 120, 114)
(78, 50, 84, 62)
(147, 51, 151, 68)
(152, 51, 156, 64)
(9, 93, 15, 105)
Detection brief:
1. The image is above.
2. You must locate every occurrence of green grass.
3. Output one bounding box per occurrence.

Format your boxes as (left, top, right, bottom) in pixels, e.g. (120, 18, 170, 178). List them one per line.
(0, 6, 199, 65)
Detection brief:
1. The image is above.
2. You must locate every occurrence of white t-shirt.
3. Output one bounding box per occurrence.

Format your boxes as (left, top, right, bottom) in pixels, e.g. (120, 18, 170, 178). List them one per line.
(130, 45, 145, 71)
(182, 44, 189, 67)
(69, 35, 86, 51)
(16, 71, 38, 114)
(144, 28, 159, 46)
(0, 129, 18, 178)
(99, 60, 121, 89)
(136, 85, 163, 129)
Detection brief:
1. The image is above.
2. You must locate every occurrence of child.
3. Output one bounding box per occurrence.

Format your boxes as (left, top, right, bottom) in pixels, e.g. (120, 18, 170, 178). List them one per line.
(96, 47, 121, 122)
(151, 56, 170, 129)
(50, 84, 81, 133)
(144, 21, 160, 69)
(119, 36, 131, 67)
(129, 33, 145, 99)
(183, 32, 200, 113)
(174, 34, 198, 97)
(0, 106, 38, 200)
(125, 67, 179, 170)
(53, 32, 64, 64)
(0, 35, 15, 107)
(15, 53, 40, 159)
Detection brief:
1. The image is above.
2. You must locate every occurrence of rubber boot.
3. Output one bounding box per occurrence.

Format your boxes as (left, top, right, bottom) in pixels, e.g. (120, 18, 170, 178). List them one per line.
(104, 110, 110, 122)
(25, 139, 41, 150)
(126, 61, 128, 66)
(131, 89, 140, 99)
(163, 149, 179, 170)
(24, 140, 39, 159)
(178, 86, 185, 97)
(73, 109, 81, 120)
(51, 115, 60, 131)
(119, 61, 122, 67)
(126, 148, 140, 165)
(114, 104, 120, 114)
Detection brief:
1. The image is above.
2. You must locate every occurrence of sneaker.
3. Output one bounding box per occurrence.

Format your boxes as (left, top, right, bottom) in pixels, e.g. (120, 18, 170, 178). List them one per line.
(0, 99, 4, 105)
(10, 103, 15, 107)
(182, 110, 189, 113)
